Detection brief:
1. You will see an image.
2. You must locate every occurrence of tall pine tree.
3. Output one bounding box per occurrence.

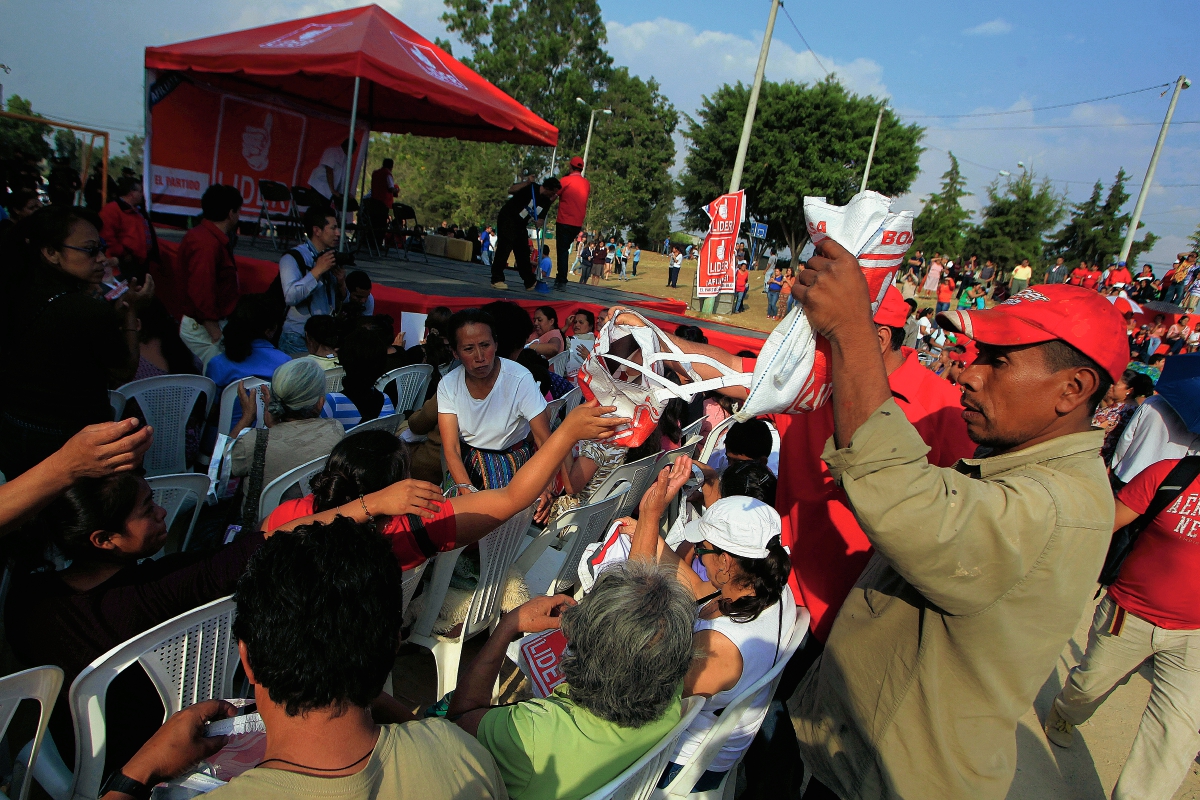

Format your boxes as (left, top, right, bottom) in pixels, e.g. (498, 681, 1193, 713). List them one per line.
(963, 169, 1063, 278)
(1048, 169, 1157, 266)
(912, 153, 973, 258)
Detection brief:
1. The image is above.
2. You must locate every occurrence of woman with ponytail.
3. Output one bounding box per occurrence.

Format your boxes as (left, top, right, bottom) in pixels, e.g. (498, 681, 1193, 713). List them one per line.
(629, 458, 797, 793)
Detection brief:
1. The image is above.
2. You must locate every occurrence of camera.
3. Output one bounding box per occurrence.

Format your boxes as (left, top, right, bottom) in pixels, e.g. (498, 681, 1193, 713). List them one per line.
(318, 249, 356, 267)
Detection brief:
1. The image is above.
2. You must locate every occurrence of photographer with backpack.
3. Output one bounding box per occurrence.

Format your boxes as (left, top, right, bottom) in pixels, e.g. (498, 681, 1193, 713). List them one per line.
(276, 205, 347, 356)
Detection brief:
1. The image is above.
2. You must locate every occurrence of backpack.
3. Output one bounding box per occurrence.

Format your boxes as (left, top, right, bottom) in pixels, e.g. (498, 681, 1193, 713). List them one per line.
(1098, 455, 1200, 587)
(265, 247, 339, 315)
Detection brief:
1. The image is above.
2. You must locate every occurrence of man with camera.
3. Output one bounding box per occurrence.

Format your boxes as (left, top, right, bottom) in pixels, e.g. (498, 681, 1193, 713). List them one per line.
(277, 206, 348, 356)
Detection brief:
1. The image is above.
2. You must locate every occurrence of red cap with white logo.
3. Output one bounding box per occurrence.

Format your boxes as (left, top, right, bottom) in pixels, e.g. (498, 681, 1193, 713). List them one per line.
(937, 285, 1127, 382)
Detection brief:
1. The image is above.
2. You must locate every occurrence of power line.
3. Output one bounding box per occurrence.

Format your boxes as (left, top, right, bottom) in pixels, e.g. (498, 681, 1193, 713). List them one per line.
(922, 145, 1200, 188)
(902, 83, 1172, 119)
(777, 2, 829, 77)
(925, 120, 1200, 132)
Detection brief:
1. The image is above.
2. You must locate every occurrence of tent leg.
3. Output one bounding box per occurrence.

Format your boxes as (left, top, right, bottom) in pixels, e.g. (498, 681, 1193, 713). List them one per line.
(337, 75, 361, 253)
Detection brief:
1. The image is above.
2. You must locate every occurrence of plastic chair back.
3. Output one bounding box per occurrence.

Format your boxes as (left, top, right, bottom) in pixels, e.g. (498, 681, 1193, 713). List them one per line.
(325, 367, 346, 394)
(257, 455, 328, 522)
(216, 378, 268, 437)
(107, 390, 125, 422)
(542, 395, 568, 432)
(345, 414, 400, 437)
(400, 562, 427, 614)
(258, 179, 291, 204)
(658, 607, 811, 800)
(563, 385, 585, 415)
(581, 696, 704, 800)
(116, 376, 216, 476)
(697, 416, 736, 464)
(374, 364, 434, 414)
(548, 350, 571, 375)
(68, 597, 238, 800)
(147, 473, 211, 552)
(544, 488, 628, 596)
(680, 417, 704, 444)
(590, 452, 662, 520)
(657, 439, 700, 470)
(0, 666, 63, 800)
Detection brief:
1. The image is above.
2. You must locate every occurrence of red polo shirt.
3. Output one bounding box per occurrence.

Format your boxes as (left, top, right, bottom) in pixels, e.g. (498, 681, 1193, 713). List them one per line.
(765, 349, 976, 642)
(1083, 269, 1103, 290)
(1069, 266, 1089, 286)
(1106, 267, 1133, 287)
(99, 199, 152, 266)
(171, 219, 240, 322)
(556, 171, 591, 227)
(370, 167, 396, 209)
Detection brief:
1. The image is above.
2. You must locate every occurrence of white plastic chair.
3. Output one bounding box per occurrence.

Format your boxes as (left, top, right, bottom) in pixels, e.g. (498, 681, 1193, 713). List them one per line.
(257, 455, 329, 522)
(542, 395, 568, 432)
(548, 350, 571, 375)
(563, 385, 585, 414)
(215, 377, 268, 437)
(374, 364, 434, 414)
(656, 607, 811, 800)
(345, 414, 401, 437)
(29, 597, 240, 800)
(408, 499, 538, 699)
(581, 696, 705, 800)
(589, 451, 663, 520)
(116, 375, 216, 476)
(325, 367, 346, 393)
(697, 416, 737, 464)
(680, 417, 704, 444)
(515, 487, 629, 597)
(657, 439, 700, 469)
(147, 473, 211, 552)
(0, 666, 63, 800)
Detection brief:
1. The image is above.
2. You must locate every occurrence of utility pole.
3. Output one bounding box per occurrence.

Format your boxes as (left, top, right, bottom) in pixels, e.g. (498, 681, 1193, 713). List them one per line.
(860, 102, 885, 193)
(707, 0, 778, 314)
(1119, 75, 1190, 265)
(576, 98, 611, 177)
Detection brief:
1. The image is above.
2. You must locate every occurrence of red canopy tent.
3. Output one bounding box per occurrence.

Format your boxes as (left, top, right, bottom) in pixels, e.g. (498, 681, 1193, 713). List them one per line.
(143, 5, 557, 225)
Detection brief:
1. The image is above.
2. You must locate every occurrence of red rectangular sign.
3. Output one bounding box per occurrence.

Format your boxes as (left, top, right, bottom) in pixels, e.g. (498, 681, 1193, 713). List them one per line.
(697, 191, 744, 298)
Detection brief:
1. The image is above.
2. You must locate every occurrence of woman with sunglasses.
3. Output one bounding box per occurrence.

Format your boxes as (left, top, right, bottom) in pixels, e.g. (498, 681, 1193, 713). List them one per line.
(629, 459, 797, 793)
(0, 205, 153, 478)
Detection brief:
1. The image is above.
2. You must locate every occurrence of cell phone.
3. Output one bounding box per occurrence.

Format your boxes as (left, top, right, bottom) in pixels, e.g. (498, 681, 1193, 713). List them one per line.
(104, 281, 129, 302)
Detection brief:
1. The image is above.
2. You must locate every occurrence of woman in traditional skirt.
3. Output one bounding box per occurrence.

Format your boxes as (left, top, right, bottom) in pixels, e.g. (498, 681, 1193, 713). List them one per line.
(437, 308, 551, 491)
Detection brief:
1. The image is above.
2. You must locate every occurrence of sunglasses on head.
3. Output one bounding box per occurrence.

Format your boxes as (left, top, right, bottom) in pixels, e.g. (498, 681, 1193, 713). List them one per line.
(61, 240, 107, 258)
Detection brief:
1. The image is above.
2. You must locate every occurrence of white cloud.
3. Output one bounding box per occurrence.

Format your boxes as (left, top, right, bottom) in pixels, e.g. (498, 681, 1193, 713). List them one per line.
(962, 19, 1014, 36)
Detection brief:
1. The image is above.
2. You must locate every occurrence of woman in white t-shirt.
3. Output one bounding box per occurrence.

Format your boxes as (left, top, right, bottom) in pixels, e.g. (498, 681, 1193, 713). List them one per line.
(438, 309, 550, 490)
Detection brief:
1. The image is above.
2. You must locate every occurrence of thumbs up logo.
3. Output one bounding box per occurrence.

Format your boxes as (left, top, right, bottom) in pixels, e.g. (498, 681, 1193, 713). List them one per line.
(242, 113, 272, 172)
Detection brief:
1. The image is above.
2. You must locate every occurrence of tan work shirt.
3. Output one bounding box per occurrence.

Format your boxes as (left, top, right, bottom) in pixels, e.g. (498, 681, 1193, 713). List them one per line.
(789, 399, 1113, 800)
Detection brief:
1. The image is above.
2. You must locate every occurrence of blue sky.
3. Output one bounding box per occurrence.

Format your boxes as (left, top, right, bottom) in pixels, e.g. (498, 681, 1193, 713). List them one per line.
(2, 0, 1197, 266)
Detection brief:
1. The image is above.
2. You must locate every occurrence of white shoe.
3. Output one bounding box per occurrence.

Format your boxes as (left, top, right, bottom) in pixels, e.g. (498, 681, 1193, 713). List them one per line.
(1044, 704, 1075, 748)
(491, 281, 509, 290)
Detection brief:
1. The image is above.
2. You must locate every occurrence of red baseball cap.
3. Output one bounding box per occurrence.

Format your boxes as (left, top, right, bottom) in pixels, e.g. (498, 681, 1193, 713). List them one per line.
(873, 286, 910, 328)
(569, 156, 585, 170)
(937, 285, 1127, 381)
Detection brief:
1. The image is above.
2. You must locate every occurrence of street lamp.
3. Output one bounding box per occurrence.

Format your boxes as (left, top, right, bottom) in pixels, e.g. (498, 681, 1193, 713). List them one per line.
(575, 97, 611, 176)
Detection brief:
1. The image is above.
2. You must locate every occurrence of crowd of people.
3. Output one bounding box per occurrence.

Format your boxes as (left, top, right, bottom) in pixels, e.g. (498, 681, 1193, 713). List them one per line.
(0, 153, 1198, 800)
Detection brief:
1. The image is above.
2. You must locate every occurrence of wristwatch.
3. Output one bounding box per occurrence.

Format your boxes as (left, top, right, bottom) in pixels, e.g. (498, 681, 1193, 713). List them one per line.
(100, 770, 151, 799)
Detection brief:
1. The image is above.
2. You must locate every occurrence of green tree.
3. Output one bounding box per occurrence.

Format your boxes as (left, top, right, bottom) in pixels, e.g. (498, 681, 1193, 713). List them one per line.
(0, 95, 51, 163)
(109, 134, 145, 177)
(580, 67, 677, 243)
(912, 152, 972, 258)
(679, 78, 923, 259)
(1189, 221, 1200, 252)
(440, 0, 612, 167)
(1048, 168, 1157, 267)
(963, 169, 1064, 278)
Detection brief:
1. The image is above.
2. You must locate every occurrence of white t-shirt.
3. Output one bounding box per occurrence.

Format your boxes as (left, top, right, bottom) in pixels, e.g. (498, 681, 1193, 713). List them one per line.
(917, 317, 933, 338)
(437, 358, 547, 450)
(308, 145, 347, 199)
(1110, 395, 1200, 483)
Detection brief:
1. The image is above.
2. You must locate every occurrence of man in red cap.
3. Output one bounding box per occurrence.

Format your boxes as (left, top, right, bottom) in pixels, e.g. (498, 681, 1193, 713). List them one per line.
(773, 285, 975, 648)
(553, 156, 591, 290)
(787, 241, 1127, 800)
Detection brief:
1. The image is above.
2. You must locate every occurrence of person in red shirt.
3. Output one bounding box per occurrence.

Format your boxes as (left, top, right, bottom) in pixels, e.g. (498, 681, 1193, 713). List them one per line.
(1045, 456, 1200, 800)
(1105, 260, 1133, 288)
(168, 185, 243, 367)
(1082, 262, 1103, 290)
(553, 156, 591, 289)
(1068, 260, 1089, 286)
(733, 261, 750, 313)
(369, 158, 398, 210)
(99, 176, 158, 283)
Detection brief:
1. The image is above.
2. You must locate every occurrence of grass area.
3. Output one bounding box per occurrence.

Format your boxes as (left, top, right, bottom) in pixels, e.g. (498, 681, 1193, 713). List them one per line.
(586, 249, 782, 335)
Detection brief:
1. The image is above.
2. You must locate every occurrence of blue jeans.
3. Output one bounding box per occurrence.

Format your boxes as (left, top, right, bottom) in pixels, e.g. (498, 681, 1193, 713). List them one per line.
(657, 761, 726, 792)
(767, 290, 780, 317)
(279, 329, 309, 357)
(668, 267, 680, 287)
(936, 301, 950, 313)
(733, 290, 747, 312)
(1164, 282, 1186, 305)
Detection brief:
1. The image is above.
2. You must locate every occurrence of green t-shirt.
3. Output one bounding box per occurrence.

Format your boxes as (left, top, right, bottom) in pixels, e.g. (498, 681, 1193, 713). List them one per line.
(206, 719, 507, 799)
(476, 684, 681, 800)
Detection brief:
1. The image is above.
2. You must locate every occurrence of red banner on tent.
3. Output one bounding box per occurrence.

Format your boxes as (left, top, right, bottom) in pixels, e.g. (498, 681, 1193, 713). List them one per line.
(696, 190, 744, 298)
(146, 73, 366, 220)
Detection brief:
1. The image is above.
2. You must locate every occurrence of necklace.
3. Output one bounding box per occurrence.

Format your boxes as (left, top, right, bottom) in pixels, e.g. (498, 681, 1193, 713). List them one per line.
(257, 748, 373, 774)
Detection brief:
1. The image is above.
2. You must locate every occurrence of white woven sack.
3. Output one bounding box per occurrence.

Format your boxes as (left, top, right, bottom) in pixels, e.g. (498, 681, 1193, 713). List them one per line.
(736, 191, 914, 419)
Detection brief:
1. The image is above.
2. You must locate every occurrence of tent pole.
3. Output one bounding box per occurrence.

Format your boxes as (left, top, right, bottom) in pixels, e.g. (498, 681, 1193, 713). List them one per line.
(338, 75, 361, 252)
(358, 82, 374, 203)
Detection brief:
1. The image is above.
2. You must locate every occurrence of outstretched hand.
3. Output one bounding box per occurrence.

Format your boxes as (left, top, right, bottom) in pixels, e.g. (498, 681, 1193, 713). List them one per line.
(791, 238, 874, 341)
(54, 418, 154, 479)
(560, 400, 629, 442)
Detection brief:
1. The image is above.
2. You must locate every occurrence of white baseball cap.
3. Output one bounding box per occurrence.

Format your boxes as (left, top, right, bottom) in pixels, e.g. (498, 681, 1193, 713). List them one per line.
(682, 496, 781, 560)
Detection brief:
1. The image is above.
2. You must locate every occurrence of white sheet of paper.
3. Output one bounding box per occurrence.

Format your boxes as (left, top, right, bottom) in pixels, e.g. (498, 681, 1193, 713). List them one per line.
(400, 312, 427, 352)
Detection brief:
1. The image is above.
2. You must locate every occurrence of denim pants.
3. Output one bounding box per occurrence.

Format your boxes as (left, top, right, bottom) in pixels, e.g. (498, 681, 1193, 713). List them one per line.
(767, 290, 780, 317)
(733, 290, 747, 312)
(1164, 282, 1186, 305)
(1053, 596, 1200, 800)
(668, 267, 680, 287)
